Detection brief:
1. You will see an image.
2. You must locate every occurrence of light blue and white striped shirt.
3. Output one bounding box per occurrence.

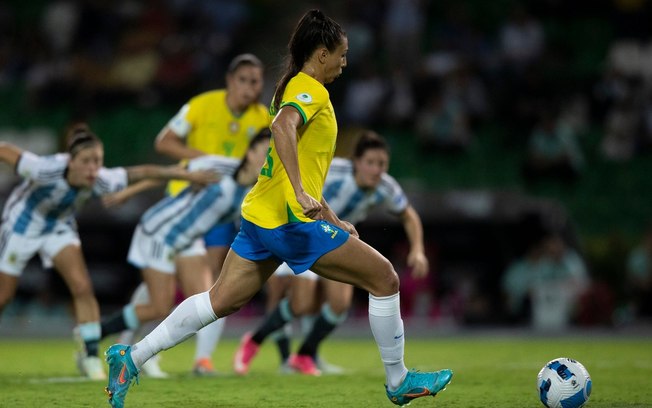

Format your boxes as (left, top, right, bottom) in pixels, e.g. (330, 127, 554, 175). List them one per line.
(139, 156, 247, 251)
(323, 158, 408, 225)
(1, 152, 128, 237)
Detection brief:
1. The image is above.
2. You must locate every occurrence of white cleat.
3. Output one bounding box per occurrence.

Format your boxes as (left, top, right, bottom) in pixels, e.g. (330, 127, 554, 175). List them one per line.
(81, 355, 107, 380)
(316, 357, 345, 375)
(141, 354, 169, 379)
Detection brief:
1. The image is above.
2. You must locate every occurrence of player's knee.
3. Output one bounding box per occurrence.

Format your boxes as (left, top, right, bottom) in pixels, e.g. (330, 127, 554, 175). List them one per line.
(0, 292, 13, 310)
(152, 300, 175, 319)
(213, 297, 245, 318)
(374, 260, 400, 294)
(328, 303, 350, 316)
(289, 300, 312, 316)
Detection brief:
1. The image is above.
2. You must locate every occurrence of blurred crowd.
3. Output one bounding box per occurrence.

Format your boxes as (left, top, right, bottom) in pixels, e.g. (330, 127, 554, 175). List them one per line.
(0, 1, 651, 175)
(1, 0, 652, 328)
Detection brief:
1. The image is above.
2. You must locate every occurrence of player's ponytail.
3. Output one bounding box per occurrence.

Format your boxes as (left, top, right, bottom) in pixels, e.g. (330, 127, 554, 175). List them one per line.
(272, 9, 346, 113)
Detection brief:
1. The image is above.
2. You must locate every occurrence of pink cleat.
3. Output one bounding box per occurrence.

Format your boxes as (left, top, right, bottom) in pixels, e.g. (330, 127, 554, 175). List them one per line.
(288, 354, 321, 376)
(233, 332, 260, 375)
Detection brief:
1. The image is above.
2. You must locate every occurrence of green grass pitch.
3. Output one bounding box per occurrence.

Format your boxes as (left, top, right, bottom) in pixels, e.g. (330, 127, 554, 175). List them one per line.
(0, 336, 650, 407)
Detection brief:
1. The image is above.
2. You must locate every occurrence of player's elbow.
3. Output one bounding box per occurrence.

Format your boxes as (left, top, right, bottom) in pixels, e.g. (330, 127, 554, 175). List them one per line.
(154, 128, 177, 155)
(154, 135, 171, 154)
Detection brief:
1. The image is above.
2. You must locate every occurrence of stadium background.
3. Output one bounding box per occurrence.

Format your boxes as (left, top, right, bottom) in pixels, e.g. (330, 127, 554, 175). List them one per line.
(0, 0, 651, 334)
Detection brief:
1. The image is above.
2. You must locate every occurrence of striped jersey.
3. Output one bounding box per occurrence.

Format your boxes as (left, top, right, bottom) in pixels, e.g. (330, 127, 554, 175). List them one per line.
(1, 152, 128, 237)
(138, 156, 247, 251)
(323, 158, 408, 225)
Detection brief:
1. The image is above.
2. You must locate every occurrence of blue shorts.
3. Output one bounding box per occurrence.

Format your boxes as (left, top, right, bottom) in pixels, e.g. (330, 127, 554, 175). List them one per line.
(203, 222, 237, 248)
(231, 218, 349, 274)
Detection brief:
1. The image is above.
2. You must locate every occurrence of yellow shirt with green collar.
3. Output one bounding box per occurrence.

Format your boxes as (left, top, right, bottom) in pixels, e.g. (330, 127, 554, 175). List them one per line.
(241, 72, 337, 228)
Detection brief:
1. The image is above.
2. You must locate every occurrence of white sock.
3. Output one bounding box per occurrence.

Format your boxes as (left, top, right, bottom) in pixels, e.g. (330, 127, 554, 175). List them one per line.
(131, 292, 217, 368)
(369, 292, 408, 391)
(194, 317, 226, 361)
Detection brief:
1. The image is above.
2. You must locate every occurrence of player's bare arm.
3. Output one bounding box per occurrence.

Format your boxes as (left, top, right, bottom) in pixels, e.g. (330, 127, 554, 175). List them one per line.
(0, 142, 23, 168)
(271, 105, 322, 219)
(125, 165, 218, 186)
(101, 179, 164, 208)
(154, 127, 205, 161)
(399, 205, 429, 278)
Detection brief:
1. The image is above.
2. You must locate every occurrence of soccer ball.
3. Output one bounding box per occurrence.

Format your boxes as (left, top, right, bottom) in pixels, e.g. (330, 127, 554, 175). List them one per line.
(537, 357, 592, 408)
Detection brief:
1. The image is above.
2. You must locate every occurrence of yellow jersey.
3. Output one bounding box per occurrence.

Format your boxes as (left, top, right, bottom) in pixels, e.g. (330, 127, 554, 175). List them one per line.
(166, 89, 270, 195)
(241, 72, 337, 228)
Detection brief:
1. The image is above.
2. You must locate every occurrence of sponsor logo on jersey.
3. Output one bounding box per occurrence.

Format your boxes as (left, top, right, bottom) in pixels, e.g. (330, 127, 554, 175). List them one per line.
(296, 93, 313, 103)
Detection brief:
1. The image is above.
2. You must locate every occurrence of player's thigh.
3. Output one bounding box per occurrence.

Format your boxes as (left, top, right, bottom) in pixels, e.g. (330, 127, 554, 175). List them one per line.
(206, 245, 229, 278)
(140, 267, 176, 310)
(51, 244, 94, 296)
(288, 275, 318, 315)
(0, 272, 19, 304)
(175, 250, 208, 274)
(322, 279, 354, 313)
(209, 250, 279, 317)
(312, 236, 398, 297)
(177, 257, 213, 296)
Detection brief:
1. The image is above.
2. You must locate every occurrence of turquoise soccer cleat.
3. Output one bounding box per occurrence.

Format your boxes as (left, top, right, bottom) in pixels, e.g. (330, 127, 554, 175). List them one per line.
(104, 344, 139, 408)
(386, 369, 453, 406)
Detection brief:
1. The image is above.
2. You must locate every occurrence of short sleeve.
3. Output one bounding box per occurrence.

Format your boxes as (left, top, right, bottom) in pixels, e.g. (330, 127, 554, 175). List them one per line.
(280, 76, 329, 126)
(380, 173, 409, 214)
(94, 167, 128, 195)
(16, 152, 66, 183)
(167, 103, 192, 137)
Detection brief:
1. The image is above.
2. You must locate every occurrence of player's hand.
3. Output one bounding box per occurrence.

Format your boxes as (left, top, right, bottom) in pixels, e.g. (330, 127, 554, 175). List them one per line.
(296, 191, 323, 220)
(187, 170, 220, 186)
(338, 220, 359, 238)
(407, 251, 429, 278)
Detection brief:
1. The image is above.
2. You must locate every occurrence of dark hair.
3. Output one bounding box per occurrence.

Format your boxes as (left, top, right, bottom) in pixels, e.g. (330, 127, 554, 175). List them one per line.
(227, 53, 264, 74)
(66, 123, 102, 157)
(272, 9, 346, 113)
(234, 128, 272, 177)
(353, 130, 389, 159)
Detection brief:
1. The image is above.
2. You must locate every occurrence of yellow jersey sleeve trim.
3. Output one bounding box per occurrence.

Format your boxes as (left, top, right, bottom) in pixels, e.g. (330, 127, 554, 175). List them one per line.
(280, 102, 307, 126)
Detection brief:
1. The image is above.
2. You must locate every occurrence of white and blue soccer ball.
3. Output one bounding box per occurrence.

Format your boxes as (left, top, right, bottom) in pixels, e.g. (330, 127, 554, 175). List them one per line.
(537, 357, 592, 408)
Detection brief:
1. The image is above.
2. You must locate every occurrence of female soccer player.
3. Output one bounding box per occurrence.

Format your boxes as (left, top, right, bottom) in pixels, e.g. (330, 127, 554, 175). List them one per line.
(152, 53, 270, 374)
(234, 130, 430, 376)
(0, 124, 214, 380)
(99, 131, 270, 372)
(105, 10, 452, 407)
(155, 52, 270, 278)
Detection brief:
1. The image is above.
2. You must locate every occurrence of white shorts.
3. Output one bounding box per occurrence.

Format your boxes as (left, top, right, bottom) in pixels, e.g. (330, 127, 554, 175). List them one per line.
(273, 262, 319, 281)
(0, 224, 81, 277)
(178, 238, 207, 259)
(127, 225, 205, 274)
